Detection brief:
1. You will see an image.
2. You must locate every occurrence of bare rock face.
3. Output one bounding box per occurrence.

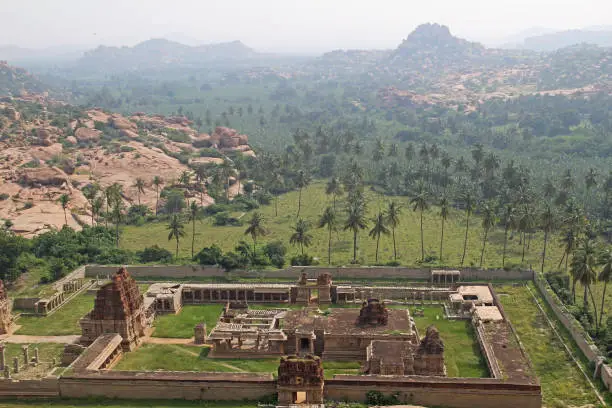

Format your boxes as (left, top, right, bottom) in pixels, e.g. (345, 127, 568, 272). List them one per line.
(65, 136, 77, 145)
(35, 128, 55, 146)
(19, 167, 70, 187)
(211, 126, 249, 149)
(110, 116, 136, 131)
(75, 127, 102, 142)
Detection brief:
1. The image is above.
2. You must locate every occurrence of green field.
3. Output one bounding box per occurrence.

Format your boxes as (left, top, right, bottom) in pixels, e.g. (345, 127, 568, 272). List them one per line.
(408, 305, 488, 378)
(152, 304, 224, 338)
(16, 293, 95, 336)
(120, 182, 564, 269)
(497, 284, 605, 407)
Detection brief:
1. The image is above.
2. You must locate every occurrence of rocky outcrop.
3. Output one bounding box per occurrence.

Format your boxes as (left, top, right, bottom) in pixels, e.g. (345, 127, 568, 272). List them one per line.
(19, 167, 70, 187)
(75, 127, 102, 142)
(211, 127, 249, 149)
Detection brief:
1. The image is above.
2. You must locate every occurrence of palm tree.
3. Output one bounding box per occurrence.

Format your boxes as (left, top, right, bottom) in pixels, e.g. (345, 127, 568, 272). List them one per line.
(570, 239, 598, 316)
(290, 218, 313, 255)
(344, 199, 368, 264)
(479, 202, 497, 268)
(597, 249, 611, 327)
(244, 212, 268, 254)
(194, 165, 210, 205)
(460, 191, 475, 266)
(220, 159, 234, 201)
(295, 170, 311, 218)
(58, 194, 70, 226)
(539, 204, 556, 273)
(325, 177, 343, 210)
(501, 204, 514, 268)
(439, 197, 450, 262)
(410, 188, 429, 261)
(178, 170, 192, 187)
(133, 178, 146, 206)
(369, 211, 390, 263)
(584, 168, 598, 214)
(111, 201, 123, 247)
(152, 176, 163, 216)
(385, 201, 402, 261)
(92, 197, 104, 226)
(167, 214, 186, 259)
(188, 201, 200, 259)
(318, 207, 337, 265)
(517, 205, 536, 262)
(82, 183, 100, 226)
(105, 183, 123, 228)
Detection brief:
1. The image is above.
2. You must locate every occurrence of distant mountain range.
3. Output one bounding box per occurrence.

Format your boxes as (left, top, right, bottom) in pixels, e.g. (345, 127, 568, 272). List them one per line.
(499, 27, 612, 50)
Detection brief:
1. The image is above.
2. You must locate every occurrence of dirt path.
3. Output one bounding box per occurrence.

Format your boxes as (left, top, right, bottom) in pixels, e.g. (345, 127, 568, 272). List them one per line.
(143, 337, 196, 345)
(1, 334, 80, 344)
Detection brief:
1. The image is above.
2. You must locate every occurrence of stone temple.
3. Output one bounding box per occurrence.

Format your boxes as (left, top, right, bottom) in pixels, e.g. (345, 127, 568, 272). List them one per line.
(79, 267, 148, 350)
(0, 280, 12, 335)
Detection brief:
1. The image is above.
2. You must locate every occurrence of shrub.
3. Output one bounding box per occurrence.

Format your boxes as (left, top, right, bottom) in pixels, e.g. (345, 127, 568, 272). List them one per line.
(127, 205, 151, 225)
(94, 248, 134, 265)
(213, 212, 242, 226)
(0, 193, 8, 201)
(203, 203, 232, 216)
(365, 390, 400, 406)
(137, 245, 173, 263)
(120, 145, 135, 152)
(194, 245, 223, 265)
(264, 240, 286, 268)
(232, 195, 259, 211)
(220, 251, 247, 271)
(252, 190, 272, 205)
(290, 253, 316, 266)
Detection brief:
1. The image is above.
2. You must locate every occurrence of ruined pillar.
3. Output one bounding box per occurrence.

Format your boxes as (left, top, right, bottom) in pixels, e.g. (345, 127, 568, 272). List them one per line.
(0, 344, 5, 370)
(22, 345, 28, 365)
(33, 348, 39, 366)
(4, 365, 9, 379)
(13, 357, 18, 373)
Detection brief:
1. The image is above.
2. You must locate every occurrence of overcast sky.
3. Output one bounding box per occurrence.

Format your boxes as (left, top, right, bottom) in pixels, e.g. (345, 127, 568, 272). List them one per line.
(1, 0, 610, 53)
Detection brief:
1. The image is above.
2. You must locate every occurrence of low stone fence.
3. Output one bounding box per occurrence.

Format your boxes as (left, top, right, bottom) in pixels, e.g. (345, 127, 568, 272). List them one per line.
(84, 264, 534, 281)
(325, 376, 541, 408)
(58, 371, 276, 401)
(0, 378, 59, 397)
(15, 278, 91, 316)
(532, 275, 611, 391)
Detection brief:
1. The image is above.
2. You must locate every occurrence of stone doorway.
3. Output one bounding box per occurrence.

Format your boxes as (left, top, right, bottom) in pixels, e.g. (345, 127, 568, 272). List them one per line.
(293, 391, 307, 404)
(300, 338, 310, 353)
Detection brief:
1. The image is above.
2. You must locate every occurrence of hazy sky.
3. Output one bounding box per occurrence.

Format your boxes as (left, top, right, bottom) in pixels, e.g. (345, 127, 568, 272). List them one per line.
(2, 0, 611, 53)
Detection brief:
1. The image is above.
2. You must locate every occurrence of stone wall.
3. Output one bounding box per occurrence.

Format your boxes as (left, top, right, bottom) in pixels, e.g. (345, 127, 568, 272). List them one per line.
(84, 265, 534, 281)
(0, 378, 59, 397)
(325, 376, 541, 408)
(58, 371, 276, 401)
(602, 364, 612, 391)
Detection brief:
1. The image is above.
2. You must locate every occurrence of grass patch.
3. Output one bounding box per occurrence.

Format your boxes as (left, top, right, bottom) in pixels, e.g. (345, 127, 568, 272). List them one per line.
(323, 360, 361, 378)
(3, 343, 64, 379)
(152, 305, 224, 338)
(497, 284, 601, 407)
(121, 182, 564, 269)
(16, 293, 95, 336)
(114, 344, 278, 373)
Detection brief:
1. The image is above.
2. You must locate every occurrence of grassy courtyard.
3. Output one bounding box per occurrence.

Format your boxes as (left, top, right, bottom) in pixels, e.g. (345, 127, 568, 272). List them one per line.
(16, 293, 95, 336)
(152, 304, 225, 338)
(497, 283, 604, 407)
(120, 182, 564, 269)
(2, 343, 64, 380)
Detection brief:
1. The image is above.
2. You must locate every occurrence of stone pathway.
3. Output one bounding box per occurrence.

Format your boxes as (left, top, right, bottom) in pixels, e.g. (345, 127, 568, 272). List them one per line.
(142, 336, 198, 345)
(1, 334, 80, 344)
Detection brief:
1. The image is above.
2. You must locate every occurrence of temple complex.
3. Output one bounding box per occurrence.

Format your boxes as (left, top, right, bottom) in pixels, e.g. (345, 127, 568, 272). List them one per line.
(0, 280, 12, 335)
(79, 267, 150, 350)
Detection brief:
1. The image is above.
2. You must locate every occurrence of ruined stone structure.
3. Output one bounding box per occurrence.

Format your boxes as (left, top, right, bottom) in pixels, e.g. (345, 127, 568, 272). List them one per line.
(0, 280, 13, 334)
(145, 283, 182, 314)
(291, 272, 334, 305)
(356, 299, 388, 325)
(79, 268, 148, 350)
(277, 355, 324, 407)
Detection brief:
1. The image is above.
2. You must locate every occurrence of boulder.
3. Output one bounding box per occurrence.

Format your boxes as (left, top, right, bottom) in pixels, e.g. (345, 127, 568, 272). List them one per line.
(19, 167, 70, 187)
(75, 127, 102, 142)
(65, 136, 77, 145)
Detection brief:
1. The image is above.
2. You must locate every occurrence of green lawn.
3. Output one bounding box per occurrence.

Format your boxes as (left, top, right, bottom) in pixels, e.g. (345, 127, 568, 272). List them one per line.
(120, 182, 564, 269)
(497, 284, 603, 407)
(16, 293, 95, 336)
(152, 304, 224, 338)
(407, 305, 488, 378)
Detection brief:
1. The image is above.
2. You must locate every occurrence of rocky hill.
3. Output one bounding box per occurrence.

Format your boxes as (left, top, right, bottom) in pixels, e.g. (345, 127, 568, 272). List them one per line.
(0, 97, 254, 237)
(0, 61, 48, 96)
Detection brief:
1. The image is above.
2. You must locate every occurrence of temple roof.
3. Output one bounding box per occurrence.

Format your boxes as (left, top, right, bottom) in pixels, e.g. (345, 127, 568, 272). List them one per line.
(90, 267, 143, 320)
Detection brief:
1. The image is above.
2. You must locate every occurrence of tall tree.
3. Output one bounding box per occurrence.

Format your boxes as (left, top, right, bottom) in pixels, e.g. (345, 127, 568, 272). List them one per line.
(584, 168, 598, 214)
(295, 170, 311, 218)
(325, 177, 343, 210)
(438, 197, 449, 262)
(244, 212, 268, 254)
(385, 201, 402, 261)
(410, 188, 429, 261)
(82, 183, 100, 226)
(501, 204, 514, 268)
(152, 176, 163, 216)
(460, 191, 475, 266)
(92, 196, 104, 226)
(111, 200, 123, 247)
(318, 206, 337, 265)
(597, 249, 611, 327)
(290, 218, 313, 255)
(539, 204, 556, 273)
(167, 214, 186, 259)
(188, 201, 200, 259)
(479, 202, 497, 268)
(133, 177, 145, 206)
(58, 194, 70, 226)
(344, 198, 368, 264)
(369, 211, 390, 263)
(570, 239, 598, 326)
